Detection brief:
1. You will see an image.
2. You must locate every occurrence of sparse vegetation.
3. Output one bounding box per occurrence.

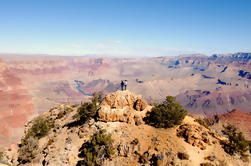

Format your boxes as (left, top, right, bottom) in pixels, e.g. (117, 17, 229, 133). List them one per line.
(91, 92, 104, 105)
(195, 115, 219, 128)
(195, 118, 210, 128)
(144, 96, 187, 128)
(221, 124, 249, 155)
(18, 137, 39, 164)
(26, 116, 55, 139)
(74, 92, 104, 125)
(77, 130, 115, 166)
(76, 102, 98, 124)
(57, 106, 74, 119)
(17, 116, 54, 164)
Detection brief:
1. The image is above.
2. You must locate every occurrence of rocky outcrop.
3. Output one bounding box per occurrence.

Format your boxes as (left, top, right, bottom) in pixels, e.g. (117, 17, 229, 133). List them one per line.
(177, 123, 217, 150)
(133, 99, 147, 111)
(100, 90, 147, 109)
(98, 90, 150, 125)
(2, 90, 250, 166)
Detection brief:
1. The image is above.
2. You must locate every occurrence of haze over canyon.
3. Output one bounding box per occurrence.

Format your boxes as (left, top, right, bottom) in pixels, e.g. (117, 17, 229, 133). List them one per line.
(0, 52, 250, 149)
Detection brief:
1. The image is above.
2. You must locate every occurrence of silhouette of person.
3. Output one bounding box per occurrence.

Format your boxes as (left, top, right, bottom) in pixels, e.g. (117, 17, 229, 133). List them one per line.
(124, 80, 128, 90)
(121, 80, 124, 91)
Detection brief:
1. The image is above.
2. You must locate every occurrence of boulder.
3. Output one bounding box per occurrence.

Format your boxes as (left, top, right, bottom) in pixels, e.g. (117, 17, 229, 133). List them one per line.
(98, 91, 151, 124)
(177, 124, 214, 150)
(133, 99, 147, 111)
(101, 90, 139, 109)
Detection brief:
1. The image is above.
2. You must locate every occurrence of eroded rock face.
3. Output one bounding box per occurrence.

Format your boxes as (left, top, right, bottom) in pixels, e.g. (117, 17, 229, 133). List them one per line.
(101, 90, 145, 109)
(98, 90, 149, 124)
(177, 123, 216, 150)
(134, 99, 147, 111)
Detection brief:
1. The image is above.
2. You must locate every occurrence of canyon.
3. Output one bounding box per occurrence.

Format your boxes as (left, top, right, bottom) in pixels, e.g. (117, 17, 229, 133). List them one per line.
(0, 53, 250, 149)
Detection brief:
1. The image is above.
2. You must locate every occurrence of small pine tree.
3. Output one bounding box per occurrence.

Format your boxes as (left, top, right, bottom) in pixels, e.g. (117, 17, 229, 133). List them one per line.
(77, 102, 97, 123)
(27, 116, 54, 139)
(144, 96, 187, 128)
(76, 92, 104, 124)
(221, 124, 249, 155)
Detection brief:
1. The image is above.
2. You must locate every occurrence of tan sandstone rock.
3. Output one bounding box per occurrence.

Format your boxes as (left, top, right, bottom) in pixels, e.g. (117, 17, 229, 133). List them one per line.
(98, 90, 150, 124)
(177, 123, 216, 150)
(134, 99, 147, 111)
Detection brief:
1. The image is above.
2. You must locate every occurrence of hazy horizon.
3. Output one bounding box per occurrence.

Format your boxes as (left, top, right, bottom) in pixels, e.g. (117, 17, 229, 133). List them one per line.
(0, 51, 250, 58)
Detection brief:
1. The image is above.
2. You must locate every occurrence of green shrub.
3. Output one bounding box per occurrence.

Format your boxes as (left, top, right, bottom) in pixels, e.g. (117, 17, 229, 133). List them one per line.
(91, 92, 104, 106)
(75, 92, 103, 125)
(221, 124, 249, 155)
(57, 106, 74, 119)
(17, 116, 54, 164)
(144, 96, 187, 128)
(77, 130, 115, 166)
(77, 102, 97, 124)
(26, 116, 54, 139)
(195, 118, 210, 128)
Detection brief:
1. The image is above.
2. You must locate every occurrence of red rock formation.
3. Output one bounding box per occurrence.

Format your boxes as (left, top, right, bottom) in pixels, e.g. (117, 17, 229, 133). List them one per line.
(220, 109, 251, 140)
(0, 69, 34, 150)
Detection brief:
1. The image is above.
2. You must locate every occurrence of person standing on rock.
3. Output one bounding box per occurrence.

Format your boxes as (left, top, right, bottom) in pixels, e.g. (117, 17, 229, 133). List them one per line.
(124, 80, 128, 90)
(121, 80, 124, 91)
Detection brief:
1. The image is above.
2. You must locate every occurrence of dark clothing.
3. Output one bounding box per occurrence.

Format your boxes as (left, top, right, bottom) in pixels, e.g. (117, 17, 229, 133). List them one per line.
(120, 80, 128, 91)
(121, 81, 124, 91)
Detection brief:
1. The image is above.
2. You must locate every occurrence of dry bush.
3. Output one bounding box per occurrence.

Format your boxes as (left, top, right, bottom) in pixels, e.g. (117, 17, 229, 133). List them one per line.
(77, 130, 115, 166)
(17, 116, 54, 164)
(18, 137, 39, 164)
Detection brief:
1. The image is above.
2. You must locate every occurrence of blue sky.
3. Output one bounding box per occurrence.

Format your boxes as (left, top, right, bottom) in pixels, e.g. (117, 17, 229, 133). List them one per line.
(0, 0, 250, 57)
